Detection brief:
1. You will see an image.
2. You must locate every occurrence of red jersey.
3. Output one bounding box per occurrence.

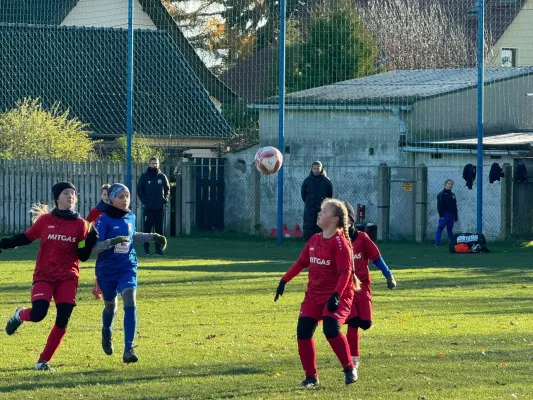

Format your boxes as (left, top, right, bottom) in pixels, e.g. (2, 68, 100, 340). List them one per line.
(86, 207, 104, 223)
(282, 232, 354, 300)
(351, 232, 381, 286)
(24, 214, 88, 282)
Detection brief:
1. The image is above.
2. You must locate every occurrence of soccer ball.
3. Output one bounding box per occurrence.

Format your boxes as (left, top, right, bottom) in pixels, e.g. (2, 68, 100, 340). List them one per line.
(254, 146, 283, 175)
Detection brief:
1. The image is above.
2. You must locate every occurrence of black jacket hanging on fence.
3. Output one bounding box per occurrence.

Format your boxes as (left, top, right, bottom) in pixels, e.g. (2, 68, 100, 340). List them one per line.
(463, 163, 476, 189)
(515, 164, 528, 183)
(489, 163, 504, 183)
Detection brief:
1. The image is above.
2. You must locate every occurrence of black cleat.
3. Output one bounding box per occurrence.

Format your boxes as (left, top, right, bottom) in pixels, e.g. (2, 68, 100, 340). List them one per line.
(123, 347, 138, 363)
(344, 366, 358, 385)
(144, 253, 150, 256)
(155, 250, 164, 256)
(300, 376, 319, 388)
(102, 328, 113, 355)
(5, 307, 24, 335)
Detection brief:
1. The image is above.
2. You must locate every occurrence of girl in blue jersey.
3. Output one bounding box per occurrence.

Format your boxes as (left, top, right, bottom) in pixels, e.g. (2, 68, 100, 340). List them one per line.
(93, 183, 167, 363)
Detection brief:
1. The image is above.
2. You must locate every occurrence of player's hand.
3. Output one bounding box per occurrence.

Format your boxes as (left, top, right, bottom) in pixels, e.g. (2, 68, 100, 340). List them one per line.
(110, 236, 130, 246)
(386, 275, 397, 289)
(153, 234, 167, 251)
(274, 280, 286, 301)
(327, 292, 340, 312)
(455, 217, 458, 222)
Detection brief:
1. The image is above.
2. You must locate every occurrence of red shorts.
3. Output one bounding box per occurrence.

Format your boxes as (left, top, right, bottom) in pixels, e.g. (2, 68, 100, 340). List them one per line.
(299, 289, 354, 324)
(31, 279, 78, 305)
(347, 285, 372, 322)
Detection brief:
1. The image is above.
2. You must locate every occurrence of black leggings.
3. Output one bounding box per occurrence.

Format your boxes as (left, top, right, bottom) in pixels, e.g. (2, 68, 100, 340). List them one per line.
(30, 300, 74, 329)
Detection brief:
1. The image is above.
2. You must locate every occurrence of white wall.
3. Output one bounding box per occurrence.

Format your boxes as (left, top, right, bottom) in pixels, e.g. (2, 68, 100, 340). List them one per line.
(61, 0, 157, 30)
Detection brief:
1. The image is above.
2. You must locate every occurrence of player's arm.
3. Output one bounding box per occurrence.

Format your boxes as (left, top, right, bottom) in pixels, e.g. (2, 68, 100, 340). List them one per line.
(301, 180, 307, 202)
(326, 244, 352, 312)
(91, 217, 129, 253)
(137, 175, 146, 204)
(365, 236, 396, 289)
(133, 232, 167, 251)
(333, 244, 352, 296)
(0, 233, 32, 251)
(77, 221, 98, 262)
(0, 215, 45, 251)
(327, 179, 333, 198)
(86, 207, 98, 223)
(437, 191, 443, 217)
(162, 175, 170, 203)
(274, 244, 310, 301)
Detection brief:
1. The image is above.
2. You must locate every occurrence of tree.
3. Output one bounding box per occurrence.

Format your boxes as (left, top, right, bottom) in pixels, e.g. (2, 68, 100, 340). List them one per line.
(284, 1, 378, 93)
(108, 134, 165, 164)
(165, 0, 310, 71)
(0, 98, 96, 161)
(356, 0, 493, 70)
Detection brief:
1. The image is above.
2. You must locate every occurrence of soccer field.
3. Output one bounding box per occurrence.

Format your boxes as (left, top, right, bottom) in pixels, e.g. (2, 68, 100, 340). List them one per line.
(0, 236, 532, 399)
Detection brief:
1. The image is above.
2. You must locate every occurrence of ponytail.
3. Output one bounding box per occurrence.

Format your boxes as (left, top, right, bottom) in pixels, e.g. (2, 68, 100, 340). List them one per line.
(30, 203, 50, 223)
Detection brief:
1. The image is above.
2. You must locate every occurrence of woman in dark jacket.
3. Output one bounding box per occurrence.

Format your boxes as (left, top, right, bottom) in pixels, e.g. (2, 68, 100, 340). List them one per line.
(301, 161, 333, 240)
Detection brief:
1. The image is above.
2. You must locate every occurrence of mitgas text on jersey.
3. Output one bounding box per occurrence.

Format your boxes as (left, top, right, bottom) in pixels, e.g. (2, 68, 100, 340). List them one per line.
(309, 257, 331, 266)
(46, 234, 77, 243)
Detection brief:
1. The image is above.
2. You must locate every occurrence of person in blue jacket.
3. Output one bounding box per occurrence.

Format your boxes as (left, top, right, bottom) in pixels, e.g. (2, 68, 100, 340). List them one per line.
(436, 179, 458, 246)
(94, 183, 167, 363)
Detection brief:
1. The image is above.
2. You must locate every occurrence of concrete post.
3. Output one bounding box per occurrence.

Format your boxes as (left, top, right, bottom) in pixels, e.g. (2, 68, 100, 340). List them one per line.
(174, 170, 182, 235)
(415, 163, 428, 243)
(250, 165, 261, 235)
(500, 163, 512, 239)
(377, 163, 390, 241)
(181, 159, 194, 235)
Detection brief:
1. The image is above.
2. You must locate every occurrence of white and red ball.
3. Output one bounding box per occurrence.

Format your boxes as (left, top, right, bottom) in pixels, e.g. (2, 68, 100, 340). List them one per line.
(254, 146, 283, 175)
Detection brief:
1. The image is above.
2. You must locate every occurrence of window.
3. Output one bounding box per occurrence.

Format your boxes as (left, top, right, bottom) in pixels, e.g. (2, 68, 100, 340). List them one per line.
(501, 48, 517, 67)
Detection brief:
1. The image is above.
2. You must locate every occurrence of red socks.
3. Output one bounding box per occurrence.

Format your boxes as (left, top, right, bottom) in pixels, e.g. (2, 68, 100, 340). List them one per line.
(347, 326, 360, 357)
(39, 326, 66, 362)
(327, 333, 354, 369)
(297, 338, 317, 378)
(19, 308, 31, 322)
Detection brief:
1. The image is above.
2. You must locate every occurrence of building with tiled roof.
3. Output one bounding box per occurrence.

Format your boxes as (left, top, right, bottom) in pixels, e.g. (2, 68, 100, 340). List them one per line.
(0, 0, 234, 148)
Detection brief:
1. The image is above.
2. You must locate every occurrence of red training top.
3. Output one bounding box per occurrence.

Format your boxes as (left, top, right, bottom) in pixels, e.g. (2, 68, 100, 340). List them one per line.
(25, 214, 88, 282)
(351, 231, 381, 286)
(282, 232, 353, 301)
(86, 207, 105, 223)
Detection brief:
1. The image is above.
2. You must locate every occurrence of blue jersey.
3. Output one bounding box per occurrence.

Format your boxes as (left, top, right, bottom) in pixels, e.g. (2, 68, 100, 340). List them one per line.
(95, 212, 138, 278)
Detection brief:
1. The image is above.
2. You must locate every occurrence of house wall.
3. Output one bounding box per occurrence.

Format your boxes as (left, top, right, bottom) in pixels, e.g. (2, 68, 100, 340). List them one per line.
(61, 0, 157, 30)
(405, 75, 533, 141)
(488, 0, 533, 67)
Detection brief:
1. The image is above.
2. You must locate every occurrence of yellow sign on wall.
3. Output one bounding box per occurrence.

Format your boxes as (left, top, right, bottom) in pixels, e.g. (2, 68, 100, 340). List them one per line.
(402, 182, 413, 192)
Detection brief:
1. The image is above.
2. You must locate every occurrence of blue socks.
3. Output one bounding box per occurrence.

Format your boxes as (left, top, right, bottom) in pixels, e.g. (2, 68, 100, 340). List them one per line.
(102, 308, 116, 331)
(124, 306, 137, 351)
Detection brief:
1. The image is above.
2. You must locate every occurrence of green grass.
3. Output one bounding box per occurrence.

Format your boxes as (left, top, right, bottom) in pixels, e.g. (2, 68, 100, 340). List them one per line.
(0, 236, 532, 399)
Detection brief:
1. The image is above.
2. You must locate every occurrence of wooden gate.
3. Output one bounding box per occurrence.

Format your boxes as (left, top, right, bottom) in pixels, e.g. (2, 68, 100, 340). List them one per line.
(195, 158, 225, 230)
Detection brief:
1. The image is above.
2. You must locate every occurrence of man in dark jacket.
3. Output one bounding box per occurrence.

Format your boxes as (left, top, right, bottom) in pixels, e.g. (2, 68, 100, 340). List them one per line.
(435, 179, 458, 246)
(137, 157, 170, 255)
(301, 161, 333, 241)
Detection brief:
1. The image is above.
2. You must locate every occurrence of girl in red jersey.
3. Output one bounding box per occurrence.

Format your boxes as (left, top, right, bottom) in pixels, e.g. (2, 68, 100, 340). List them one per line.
(86, 183, 111, 300)
(343, 202, 396, 374)
(0, 182, 97, 370)
(274, 198, 359, 388)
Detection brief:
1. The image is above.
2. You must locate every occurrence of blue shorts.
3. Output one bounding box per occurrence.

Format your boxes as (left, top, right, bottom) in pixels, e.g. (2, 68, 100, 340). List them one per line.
(97, 270, 137, 302)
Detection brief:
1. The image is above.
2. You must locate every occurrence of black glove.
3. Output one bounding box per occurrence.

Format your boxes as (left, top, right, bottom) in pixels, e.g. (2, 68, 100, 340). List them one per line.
(386, 275, 397, 289)
(327, 292, 341, 312)
(153, 233, 167, 251)
(274, 280, 286, 302)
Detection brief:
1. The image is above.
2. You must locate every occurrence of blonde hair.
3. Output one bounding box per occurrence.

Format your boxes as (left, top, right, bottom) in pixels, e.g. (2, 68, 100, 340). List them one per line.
(30, 203, 51, 223)
(322, 198, 361, 291)
(101, 183, 111, 193)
